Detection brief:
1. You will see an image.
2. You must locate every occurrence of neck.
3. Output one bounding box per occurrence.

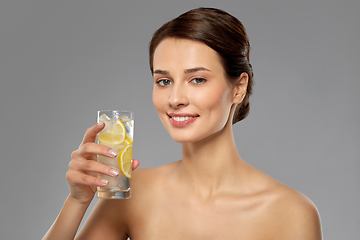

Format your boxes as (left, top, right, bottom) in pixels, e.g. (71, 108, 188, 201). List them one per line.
(178, 122, 246, 198)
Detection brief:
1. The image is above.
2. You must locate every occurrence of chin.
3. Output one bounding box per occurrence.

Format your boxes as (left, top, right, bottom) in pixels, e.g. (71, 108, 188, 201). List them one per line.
(168, 130, 211, 144)
(168, 133, 196, 143)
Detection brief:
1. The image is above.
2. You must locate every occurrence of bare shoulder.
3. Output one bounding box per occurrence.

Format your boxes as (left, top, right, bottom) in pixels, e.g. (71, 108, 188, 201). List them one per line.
(262, 177, 323, 240)
(131, 161, 179, 185)
(130, 161, 178, 198)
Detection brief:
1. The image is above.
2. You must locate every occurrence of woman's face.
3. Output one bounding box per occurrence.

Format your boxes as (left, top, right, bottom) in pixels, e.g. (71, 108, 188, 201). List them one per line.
(152, 38, 242, 143)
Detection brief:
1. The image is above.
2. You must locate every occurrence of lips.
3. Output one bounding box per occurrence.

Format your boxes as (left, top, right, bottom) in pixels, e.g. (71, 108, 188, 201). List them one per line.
(167, 113, 199, 127)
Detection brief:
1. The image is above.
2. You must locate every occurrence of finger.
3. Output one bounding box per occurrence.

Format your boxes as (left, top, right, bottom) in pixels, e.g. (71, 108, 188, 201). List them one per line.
(80, 123, 105, 146)
(66, 169, 110, 187)
(73, 142, 118, 160)
(69, 159, 120, 178)
(132, 159, 140, 170)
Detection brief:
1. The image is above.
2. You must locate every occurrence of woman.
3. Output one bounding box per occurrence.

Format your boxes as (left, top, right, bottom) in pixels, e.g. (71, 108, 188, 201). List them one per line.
(44, 7, 322, 239)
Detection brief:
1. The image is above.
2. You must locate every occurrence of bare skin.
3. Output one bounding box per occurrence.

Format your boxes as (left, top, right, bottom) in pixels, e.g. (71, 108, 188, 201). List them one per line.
(76, 129, 321, 239)
(43, 38, 322, 240)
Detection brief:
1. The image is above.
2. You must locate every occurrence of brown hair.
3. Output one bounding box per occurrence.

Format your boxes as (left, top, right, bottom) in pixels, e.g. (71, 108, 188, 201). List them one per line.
(149, 7, 253, 124)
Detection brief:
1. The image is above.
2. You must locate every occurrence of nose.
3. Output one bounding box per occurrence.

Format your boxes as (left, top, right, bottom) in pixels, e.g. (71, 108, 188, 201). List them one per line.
(168, 82, 189, 108)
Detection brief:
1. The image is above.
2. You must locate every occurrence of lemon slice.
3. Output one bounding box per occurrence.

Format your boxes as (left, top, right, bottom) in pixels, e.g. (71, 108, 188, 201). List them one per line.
(119, 144, 133, 178)
(97, 119, 126, 145)
(124, 135, 133, 145)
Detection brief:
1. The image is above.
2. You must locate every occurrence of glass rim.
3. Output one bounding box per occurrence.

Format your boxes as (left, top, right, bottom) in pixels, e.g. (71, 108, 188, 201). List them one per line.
(97, 110, 134, 121)
(97, 110, 133, 113)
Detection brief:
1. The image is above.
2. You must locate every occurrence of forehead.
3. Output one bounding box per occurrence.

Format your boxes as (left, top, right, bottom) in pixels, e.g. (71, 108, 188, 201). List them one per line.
(153, 38, 224, 74)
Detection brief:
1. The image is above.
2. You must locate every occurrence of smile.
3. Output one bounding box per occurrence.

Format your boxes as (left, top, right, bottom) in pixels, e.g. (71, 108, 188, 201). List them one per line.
(171, 116, 196, 122)
(167, 113, 199, 127)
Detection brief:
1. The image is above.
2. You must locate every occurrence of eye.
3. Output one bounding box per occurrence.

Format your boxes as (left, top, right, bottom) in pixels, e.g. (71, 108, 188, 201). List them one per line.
(190, 78, 206, 84)
(156, 79, 172, 86)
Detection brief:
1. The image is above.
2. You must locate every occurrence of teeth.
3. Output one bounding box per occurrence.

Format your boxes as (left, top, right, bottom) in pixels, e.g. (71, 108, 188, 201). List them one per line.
(172, 116, 195, 122)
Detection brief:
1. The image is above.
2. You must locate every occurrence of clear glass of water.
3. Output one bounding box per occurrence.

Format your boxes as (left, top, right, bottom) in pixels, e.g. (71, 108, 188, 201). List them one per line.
(96, 110, 134, 199)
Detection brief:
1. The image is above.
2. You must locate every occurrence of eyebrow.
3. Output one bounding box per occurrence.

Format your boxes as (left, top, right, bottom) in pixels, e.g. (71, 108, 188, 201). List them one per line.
(153, 67, 211, 75)
(184, 67, 211, 73)
(153, 69, 169, 75)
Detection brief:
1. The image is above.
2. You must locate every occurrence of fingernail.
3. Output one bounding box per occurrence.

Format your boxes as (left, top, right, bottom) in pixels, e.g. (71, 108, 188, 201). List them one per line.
(108, 149, 117, 157)
(100, 179, 109, 185)
(110, 168, 120, 177)
(97, 122, 104, 127)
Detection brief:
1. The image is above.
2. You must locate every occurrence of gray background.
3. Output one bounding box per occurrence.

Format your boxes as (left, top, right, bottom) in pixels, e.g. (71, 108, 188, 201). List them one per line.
(0, 0, 359, 239)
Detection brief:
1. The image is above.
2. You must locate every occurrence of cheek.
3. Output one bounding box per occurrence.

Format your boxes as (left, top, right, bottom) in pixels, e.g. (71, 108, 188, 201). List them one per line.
(192, 86, 232, 112)
(152, 88, 159, 110)
(152, 88, 167, 113)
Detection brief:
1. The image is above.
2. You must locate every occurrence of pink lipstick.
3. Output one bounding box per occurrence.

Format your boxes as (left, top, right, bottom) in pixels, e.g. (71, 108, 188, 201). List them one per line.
(168, 113, 199, 127)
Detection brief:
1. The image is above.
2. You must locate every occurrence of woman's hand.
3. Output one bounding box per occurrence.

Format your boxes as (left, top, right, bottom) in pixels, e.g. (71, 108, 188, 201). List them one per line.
(66, 123, 139, 203)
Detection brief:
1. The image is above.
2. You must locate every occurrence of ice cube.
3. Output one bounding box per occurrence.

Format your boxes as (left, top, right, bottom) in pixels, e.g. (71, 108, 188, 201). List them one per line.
(99, 114, 110, 122)
(98, 114, 113, 133)
(119, 115, 133, 127)
(119, 114, 130, 121)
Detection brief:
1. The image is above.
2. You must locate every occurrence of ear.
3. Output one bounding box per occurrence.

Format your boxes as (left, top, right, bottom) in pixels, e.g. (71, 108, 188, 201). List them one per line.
(232, 72, 248, 104)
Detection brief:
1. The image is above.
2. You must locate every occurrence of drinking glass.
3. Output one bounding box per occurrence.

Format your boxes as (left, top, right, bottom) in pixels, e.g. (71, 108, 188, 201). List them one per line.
(96, 110, 134, 199)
